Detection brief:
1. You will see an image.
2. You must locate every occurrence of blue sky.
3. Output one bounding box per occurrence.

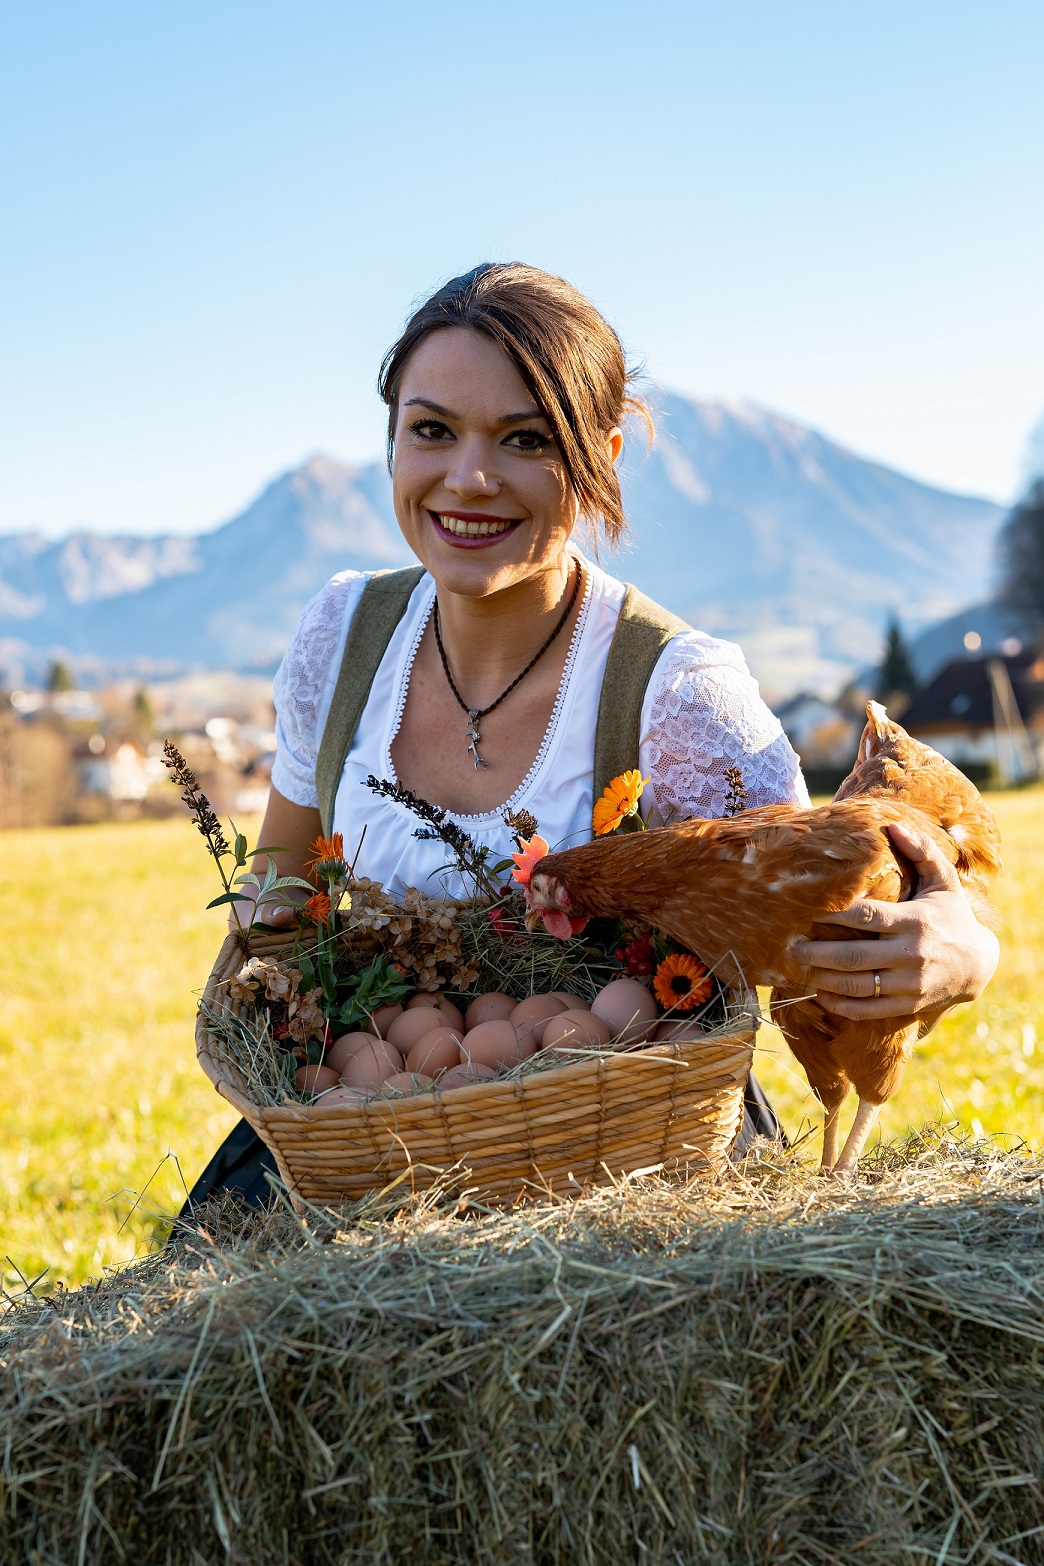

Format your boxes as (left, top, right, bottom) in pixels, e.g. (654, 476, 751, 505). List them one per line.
(2, 1, 1042, 537)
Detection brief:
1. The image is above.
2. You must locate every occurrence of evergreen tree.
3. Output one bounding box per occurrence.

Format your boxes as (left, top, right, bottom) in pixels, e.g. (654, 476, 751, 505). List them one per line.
(877, 616, 917, 699)
(46, 659, 75, 693)
(998, 479, 1044, 624)
(133, 686, 154, 733)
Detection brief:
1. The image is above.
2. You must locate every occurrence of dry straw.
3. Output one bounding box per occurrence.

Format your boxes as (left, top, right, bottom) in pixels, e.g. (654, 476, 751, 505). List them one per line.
(3, 1134, 1043, 1564)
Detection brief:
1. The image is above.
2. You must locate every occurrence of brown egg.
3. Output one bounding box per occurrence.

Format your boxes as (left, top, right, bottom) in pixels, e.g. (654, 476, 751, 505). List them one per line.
(382, 1071, 433, 1094)
(326, 1030, 380, 1076)
(654, 1019, 707, 1044)
(387, 1007, 444, 1052)
(315, 1085, 370, 1107)
(435, 1062, 499, 1091)
(366, 1003, 403, 1038)
(461, 1019, 523, 1070)
(512, 1024, 541, 1061)
(465, 992, 517, 1030)
(510, 993, 569, 1033)
(295, 1064, 341, 1095)
(407, 993, 465, 1034)
(525, 1015, 559, 1049)
(542, 1010, 612, 1051)
(591, 978, 659, 1044)
(406, 1027, 464, 1077)
(549, 989, 589, 1011)
(340, 1035, 403, 1089)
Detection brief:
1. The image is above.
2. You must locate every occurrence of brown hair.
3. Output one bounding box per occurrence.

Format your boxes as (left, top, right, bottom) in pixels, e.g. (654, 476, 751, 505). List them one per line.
(377, 262, 649, 546)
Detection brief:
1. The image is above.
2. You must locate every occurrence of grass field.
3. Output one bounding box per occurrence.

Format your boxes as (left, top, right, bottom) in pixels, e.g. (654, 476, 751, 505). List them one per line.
(3, 794, 1043, 1294)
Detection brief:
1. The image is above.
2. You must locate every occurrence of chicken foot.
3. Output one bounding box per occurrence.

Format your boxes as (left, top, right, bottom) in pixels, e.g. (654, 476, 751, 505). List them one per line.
(829, 1098, 882, 1181)
(820, 1098, 845, 1171)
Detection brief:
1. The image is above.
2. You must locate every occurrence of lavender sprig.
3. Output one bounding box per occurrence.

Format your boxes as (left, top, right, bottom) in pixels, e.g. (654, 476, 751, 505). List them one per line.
(162, 741, 231, 860)
(364, 775, 501, 898)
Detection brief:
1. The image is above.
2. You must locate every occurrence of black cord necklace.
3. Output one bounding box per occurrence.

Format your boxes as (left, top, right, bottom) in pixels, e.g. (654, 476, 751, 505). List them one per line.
(432, 562, 583, 769)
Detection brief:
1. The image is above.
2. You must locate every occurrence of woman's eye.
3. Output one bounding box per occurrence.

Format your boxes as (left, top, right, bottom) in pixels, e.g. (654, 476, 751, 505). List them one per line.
(504, 428, 552, 452)
(409, 418, 453, 442)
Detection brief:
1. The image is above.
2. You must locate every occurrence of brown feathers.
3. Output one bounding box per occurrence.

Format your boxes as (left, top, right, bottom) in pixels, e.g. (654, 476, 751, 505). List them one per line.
(525, 702, 1002, 1173)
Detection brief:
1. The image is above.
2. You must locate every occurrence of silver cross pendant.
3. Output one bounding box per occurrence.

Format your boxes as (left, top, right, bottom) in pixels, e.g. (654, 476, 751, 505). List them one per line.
(466, 710, 488, 769)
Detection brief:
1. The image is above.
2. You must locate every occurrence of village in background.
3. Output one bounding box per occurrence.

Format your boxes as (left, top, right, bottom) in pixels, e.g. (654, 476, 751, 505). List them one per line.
(3, 584, 1043, 830)
(0, 666, 275, 830)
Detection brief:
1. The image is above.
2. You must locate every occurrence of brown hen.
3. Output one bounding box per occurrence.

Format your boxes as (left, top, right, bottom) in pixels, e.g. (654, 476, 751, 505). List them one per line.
(523, 703, 1002, 1175)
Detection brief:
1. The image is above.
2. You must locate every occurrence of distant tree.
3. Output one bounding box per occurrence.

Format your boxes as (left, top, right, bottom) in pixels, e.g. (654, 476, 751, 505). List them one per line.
(998, 479, 1044, 624)
(46, 659, 75, 693)
(133, 686, 154, 734)
(877, 616, 918, 701)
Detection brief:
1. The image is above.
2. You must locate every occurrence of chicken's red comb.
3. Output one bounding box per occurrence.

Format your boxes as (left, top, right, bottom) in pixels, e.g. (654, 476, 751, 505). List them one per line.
(510, 833, 549, 889)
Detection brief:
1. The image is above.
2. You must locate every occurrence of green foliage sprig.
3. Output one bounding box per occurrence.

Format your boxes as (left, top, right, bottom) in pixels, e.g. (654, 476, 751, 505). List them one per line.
(162, 740, 312, 947)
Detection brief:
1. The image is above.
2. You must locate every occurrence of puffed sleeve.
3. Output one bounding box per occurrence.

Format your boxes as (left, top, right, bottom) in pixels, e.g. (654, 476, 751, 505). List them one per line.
(638, 629, 809, 821)
(270, 571, 364, 809)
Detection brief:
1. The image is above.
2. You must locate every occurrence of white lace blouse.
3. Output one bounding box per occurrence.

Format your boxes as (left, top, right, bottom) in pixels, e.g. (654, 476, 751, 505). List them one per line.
(271, 556, 809, 899)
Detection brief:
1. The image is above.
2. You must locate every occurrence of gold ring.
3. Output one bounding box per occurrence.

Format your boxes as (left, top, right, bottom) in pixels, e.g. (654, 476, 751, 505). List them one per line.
(873, 973, 881, 999)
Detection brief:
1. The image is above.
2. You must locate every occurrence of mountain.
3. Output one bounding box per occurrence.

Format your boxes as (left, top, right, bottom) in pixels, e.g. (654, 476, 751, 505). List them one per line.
(615, 392, 1003, 695)
(0, 394, 1004, 698)
(0, 456, 411, 676)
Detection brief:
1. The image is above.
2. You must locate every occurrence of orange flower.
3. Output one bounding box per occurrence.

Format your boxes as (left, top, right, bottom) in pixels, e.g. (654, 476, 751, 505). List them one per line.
(653, 953, 713, 1012)
(305, 833, 347, 881)
(510, 832, 550, 888)
(592, 770, 650, 836)
(302, 892, 331, 923)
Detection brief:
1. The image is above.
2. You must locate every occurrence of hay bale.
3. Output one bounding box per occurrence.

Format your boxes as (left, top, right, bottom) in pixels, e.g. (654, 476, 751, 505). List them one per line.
(3, 1135, 1044, 1564)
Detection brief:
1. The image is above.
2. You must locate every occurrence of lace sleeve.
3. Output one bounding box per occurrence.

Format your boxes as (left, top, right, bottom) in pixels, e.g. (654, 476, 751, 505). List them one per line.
(270, 571, 365, 809)
(639, 630, 810, 821)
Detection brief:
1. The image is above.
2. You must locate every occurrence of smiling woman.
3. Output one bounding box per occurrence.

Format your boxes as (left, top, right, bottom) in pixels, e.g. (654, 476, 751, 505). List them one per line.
(179, 262, 998, 1215)
(255, 262, 808, 895)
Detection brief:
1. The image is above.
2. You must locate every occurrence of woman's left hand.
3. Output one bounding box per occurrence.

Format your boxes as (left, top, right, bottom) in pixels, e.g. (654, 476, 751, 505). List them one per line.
(790, 820, 1000, 1024)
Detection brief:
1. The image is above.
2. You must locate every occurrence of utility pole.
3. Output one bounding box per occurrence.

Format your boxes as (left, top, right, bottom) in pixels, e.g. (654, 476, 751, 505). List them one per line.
(987, 659, 1038, 784)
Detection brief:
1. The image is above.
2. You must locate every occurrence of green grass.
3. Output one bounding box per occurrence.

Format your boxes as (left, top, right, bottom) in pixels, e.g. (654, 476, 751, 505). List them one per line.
(3, 793, 1043, 1294)
(1, 818, 246, 1295)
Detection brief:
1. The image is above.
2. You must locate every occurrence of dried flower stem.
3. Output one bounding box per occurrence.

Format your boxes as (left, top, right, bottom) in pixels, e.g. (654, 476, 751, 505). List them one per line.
(162, 740, 230, 861)
(723, 766, 747, 818)
(364, 775, 503, 899)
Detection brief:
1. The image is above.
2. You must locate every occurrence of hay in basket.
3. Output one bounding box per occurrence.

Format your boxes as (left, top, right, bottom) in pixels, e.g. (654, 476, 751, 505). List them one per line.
(166, 744, 758, 1209)
(197, 929, 757, 1209)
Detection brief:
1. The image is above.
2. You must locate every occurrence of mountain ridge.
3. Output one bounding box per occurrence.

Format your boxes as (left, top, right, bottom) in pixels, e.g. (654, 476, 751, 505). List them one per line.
(0, 391, 1004, 698)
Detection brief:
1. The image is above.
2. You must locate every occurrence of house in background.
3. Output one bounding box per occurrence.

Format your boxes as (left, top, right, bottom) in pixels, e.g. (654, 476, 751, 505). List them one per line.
(776, 693, 860, 763)
(900, 650, 1044, 784)
(73, 735, 166, 807)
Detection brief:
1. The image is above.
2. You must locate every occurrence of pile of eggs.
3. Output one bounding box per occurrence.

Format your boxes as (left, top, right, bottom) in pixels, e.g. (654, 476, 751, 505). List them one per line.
(295, 977, 705, 1105)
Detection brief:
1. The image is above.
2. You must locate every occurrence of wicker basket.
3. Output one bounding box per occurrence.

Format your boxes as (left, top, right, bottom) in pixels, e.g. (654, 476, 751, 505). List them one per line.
(196, 930, 757, 1209)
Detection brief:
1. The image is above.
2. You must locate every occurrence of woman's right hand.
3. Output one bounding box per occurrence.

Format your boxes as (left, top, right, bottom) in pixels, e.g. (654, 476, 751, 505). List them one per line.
(227, 883, 305, 933)
(225, 788, 325, 932)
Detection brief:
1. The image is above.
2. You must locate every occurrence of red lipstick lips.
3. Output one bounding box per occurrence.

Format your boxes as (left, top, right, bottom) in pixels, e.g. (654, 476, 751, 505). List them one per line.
(428, 510, 523, 549)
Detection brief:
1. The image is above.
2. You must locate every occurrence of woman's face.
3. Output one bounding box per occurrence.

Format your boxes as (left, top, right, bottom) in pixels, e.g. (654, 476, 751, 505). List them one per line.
(391, 327, 582, 598)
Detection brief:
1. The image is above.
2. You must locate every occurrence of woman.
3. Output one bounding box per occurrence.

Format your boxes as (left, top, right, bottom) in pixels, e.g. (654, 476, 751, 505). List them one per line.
(181, 263, 999, 1213)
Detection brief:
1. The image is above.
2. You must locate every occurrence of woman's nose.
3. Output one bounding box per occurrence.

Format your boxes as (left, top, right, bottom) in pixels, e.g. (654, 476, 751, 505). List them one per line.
(442, 439, 501, 498)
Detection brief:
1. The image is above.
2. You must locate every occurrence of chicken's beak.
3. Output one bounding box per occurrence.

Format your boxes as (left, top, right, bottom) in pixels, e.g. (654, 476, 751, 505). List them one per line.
(523, 909, 544, 933)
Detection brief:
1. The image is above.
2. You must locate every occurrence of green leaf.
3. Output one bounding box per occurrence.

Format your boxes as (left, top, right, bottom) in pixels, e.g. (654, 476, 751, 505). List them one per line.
(234, 833, 248, 866)
(206, 891, 254, 909)
(234, 873, 261, 889)
(247, 844, 290, 857)
(262, 858, 279, 894)
(268, 875, 316, 894)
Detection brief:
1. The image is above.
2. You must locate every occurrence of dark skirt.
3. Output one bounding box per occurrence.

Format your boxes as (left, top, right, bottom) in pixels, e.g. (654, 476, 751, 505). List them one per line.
(172, 1073, 783, 1237)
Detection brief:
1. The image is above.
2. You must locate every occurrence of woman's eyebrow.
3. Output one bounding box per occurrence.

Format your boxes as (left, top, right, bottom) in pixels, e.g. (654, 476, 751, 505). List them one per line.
(403, 396, 548, 426)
